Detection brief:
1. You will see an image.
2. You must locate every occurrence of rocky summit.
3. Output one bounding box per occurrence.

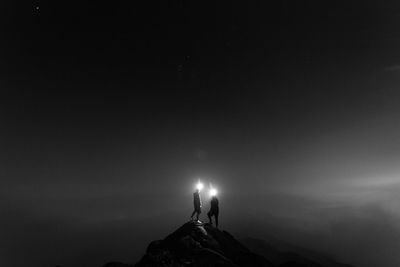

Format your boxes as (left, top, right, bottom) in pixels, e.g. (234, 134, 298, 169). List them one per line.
(134, 220, 272, 267)
(103, 221, 356, 267)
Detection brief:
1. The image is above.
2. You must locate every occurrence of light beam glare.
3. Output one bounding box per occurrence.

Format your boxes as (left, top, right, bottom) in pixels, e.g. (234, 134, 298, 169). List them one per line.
(196, 180, 204, 191)
(209, 188, 218, 197)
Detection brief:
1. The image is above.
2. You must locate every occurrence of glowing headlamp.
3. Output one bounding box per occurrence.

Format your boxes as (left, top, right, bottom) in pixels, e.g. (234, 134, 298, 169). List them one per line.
(209, 188, 218, 197)
(196, 181, 204, 191)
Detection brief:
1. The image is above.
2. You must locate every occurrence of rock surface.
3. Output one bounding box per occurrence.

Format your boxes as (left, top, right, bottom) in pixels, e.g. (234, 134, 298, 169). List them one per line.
(134, 221, 272, 267)
(103, 221, 356, 267)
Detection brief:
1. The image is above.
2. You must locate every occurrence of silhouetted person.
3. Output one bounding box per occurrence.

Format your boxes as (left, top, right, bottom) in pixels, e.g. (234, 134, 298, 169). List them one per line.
(191, 189, 202, 221)
(207, 195, 219, 227)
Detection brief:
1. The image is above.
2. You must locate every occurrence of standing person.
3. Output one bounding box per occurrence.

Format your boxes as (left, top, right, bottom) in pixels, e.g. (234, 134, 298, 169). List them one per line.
(191, 188, 202, 221)
(207, 189, 219, 228)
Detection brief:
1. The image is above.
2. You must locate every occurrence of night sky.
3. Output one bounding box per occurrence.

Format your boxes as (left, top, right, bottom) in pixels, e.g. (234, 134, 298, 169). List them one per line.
(3, 1, 400, 267)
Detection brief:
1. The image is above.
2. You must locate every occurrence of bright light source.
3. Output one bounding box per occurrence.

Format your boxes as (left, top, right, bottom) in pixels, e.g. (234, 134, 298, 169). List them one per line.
(196, 181, 204, 191)
(209, 188, 218, 197)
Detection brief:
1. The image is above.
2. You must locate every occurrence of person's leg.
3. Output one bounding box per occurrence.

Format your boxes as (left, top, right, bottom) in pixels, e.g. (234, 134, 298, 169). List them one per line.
(196, 210, 200, 221)
(215, 212, 219, 228)
(191, 210, 196, 220)
(207, 211, 212, 224)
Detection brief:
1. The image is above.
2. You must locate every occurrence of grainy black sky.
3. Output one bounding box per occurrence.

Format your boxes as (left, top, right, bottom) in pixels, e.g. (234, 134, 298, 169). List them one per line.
(3, 1, 400, 267)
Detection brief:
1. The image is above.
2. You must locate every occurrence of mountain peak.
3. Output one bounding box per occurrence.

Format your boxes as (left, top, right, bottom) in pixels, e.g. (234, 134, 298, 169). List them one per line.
(135, 220, 272, 267)
(103, 221, 356, 267)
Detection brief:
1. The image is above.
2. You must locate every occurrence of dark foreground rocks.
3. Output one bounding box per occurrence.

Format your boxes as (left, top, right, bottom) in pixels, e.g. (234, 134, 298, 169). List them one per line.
(134, 221, 272, 267)
(103, 221, 356, 267)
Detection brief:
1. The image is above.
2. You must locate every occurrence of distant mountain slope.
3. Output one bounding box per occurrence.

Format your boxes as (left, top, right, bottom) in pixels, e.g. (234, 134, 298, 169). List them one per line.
(241, 237, 355, 267)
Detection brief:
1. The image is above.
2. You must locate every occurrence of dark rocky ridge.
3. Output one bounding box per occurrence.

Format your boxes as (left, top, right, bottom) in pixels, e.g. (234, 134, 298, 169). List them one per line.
(103, 221, 355, 267)
(135, 221, 271, 267)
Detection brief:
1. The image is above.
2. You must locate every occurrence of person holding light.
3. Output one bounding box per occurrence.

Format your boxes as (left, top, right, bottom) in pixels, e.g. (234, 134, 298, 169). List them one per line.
(191, 181, 203, 222)
(207, 187, 219, 228)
